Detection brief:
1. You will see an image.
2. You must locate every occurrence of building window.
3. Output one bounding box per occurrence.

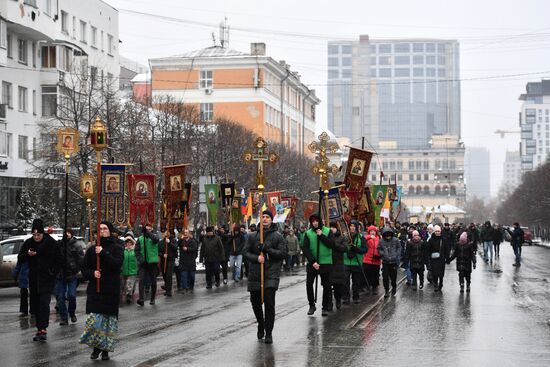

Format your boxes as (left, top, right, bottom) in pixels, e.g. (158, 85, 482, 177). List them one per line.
(409, 174, 414, 181)
(328, 57, 338, 67)
(435, 185, 441, 194)
(328, 45, 339, 54)
(18, 135, 28, 160)
(371, 174, 377, 181)
(342, 57, 352, 67)
(389, 160, 396, 170)
(61, 11, 68, 33)
(413, 68, 424, 77)
(7, 34, 13, 58)
(413, 55, 423, 64)
(58, 46, 71, 72)
(395, 43, 410, 53)
(416, 173, 421, 181)
(80, 21, 87, 43)
(416, 186, 422, 195)
(395, 56, 410, 65)
(426, 55, 436, 65)
(395, 68, 410, 77)
(408, 160, 414, 170)
(397, 174, 403, 181)
(2, 81, 13, 108)
(328, 70, 338, 79)
(397, 160, 403, 170)
(382, 161, 388, 170)
(352, 107, 360, 116)
(72, 16, 76, 38)
(426, 43, 436, 52)
(32, 90, 36, 115)
(371, 161, 377, 170)
(424, 173, 429, 180)
(0, 20, 6, 49)
(423, 160, 429, 169)
(378, 56, 391, 65)
(41, 46, 57, 68)
(415, 160, 422, 169)
(413, 43, 424, 52)
(17, 39, 27, 65)
(0, 131, 12, 157)
(423, 186, 430, 194)
(91, 26, 97, 47)
(450, 186, 457, 195)
(378, 44, 392, 53)
(45, 0, 53, 15)
(342, 45, 352, 54)
(200, 103, 213, 122)
(107, 34, 114, 55)
(426, 68, 436, 77)
(199, 70, 213, 89)
(41, 86, 57, 117)
(379, 68, 391, 77)
(31, 42, 36, 67)
(408, 185, 415, 195)
(18, 87, 28, 112)
(342, 69, 352, 79)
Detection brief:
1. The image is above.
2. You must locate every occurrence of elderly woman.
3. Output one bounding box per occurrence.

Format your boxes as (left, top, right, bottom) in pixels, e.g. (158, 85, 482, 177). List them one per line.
(80, 221, 124, 360)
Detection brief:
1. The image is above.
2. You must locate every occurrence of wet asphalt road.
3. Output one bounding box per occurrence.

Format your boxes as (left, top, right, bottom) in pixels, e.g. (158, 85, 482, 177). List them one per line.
(1, 244, 550, 367)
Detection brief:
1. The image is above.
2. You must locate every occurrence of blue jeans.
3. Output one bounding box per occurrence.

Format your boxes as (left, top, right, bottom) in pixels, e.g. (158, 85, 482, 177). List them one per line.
(55, 277, 78, 320)
(229, 255, 243, 281)
(181, 270, 196, 290)
(512, 243, 522, 265)
(483, 241, 494, 262)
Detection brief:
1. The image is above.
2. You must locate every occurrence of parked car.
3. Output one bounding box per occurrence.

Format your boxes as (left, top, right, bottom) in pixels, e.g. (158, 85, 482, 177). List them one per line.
(522, 226, 533, 245)
(0, 234, 62, 286)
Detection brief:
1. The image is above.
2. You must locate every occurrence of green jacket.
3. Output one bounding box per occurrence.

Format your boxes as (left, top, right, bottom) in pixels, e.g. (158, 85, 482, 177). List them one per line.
(136, 235, 159, 265)
(344, 233, 367, 266)
(303, 227, 333, 265)
(122, 249, 138, 276)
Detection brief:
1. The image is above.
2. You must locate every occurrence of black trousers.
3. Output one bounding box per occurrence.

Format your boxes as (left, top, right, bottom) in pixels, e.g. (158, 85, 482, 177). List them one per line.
(493, 243, 500, 257)
(411, 268, 424, 285)
(139, 263, 159, 301)
(205, 261, 220, 287)
(364, 264, 380, 289)
(332, 284, 344, 304)
(30, 290, 51, 331)
(431, 261, 446, 288)
(174, 265, 182, 289)
(220, 259, 228, 280)
(306, 270, 331, 309)
(20, 288, 29, 314)
(250, 288, 276, 336)
(458, 270, 471, 286)
(343, 266, 362, 301)
(162, 261, 175, 295)
(382, 263, 398, 291)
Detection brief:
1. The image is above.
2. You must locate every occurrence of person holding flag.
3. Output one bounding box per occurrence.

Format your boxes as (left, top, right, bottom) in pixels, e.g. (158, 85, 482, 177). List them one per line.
(302, 214, 335, 316)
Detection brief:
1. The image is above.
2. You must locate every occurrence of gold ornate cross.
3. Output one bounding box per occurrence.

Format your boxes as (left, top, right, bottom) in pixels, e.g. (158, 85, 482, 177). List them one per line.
(242, 137, 278, 190)
(308, 132, 339, 193)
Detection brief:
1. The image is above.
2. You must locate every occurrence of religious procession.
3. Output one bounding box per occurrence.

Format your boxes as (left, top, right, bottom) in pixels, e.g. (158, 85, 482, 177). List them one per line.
(5, 124, 528, 365)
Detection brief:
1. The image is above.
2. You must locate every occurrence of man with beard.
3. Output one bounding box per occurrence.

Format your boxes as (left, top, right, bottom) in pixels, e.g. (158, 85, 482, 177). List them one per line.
(302, 214, 335, 316)
(243, 210, 287, 344)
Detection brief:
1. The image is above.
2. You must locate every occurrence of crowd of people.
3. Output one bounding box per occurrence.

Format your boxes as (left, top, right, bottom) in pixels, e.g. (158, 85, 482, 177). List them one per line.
(11, 214, 526, 358)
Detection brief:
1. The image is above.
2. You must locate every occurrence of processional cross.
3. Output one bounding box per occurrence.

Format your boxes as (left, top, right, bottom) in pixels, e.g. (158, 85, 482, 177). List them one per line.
(308, 132, 339, 194)
(242, 137, 278, 190)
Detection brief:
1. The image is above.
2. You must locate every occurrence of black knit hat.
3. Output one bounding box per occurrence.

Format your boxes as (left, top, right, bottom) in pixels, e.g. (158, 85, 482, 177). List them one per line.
(262, 210, 274, 220)
(309, 214, 322, 226)
(31, 218, 44, 234)
(205, 226, 214, 233)
(100, 221, 115, 236)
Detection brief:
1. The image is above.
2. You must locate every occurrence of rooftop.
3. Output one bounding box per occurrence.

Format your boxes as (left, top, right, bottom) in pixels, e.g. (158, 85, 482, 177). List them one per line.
(172, 46, 248, 59)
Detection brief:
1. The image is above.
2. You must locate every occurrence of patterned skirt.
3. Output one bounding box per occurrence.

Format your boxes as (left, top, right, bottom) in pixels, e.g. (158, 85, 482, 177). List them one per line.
(79, 313, 118, 352)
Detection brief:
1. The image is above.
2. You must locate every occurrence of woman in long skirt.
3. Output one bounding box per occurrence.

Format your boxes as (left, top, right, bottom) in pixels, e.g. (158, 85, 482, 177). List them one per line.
(80, 221, 124, 360)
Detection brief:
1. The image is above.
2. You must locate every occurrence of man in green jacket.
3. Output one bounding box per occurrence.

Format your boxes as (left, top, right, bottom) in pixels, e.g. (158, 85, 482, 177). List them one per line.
(136, 224, 160, 306)
(121, 232, 138, 304)
(302, 214, 335, 316)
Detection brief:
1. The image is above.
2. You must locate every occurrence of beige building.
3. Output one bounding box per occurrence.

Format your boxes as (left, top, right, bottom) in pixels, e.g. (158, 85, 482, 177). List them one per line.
(367, 134, 466, 208)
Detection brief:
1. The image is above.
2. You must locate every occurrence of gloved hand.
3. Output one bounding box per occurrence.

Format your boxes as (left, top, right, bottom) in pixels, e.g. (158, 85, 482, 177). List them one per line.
(258, 244, 265, 254)
(347, 251, 356, 259)
(348, 246, 357, 253)
(473, 263, 476, 269)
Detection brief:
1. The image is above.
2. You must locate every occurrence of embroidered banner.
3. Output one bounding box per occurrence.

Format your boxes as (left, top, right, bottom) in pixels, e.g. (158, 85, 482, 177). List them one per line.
(128, 174, 156, 227)
(220, 183, 235, 208)
(320, 187, 344, 225)
(101, 164, 130, 226)
(344, 147, 374, 192)
(266, 191, 282, 216)
(204, 183, 220, 224)
(340, 189, 362, 223)
(303, 200, 319, 222)
(161, 164, 189, 231)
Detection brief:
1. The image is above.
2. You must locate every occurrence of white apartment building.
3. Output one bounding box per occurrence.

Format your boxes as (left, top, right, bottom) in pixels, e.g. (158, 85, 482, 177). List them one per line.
(499, 151, 521, 197)
(519, 79, 550, 173)
(0, 0, 119, 224)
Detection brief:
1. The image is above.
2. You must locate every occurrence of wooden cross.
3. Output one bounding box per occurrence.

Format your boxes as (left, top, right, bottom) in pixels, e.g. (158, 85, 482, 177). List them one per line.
(308, 132, 339, 193)
(242, 137, 278, 190)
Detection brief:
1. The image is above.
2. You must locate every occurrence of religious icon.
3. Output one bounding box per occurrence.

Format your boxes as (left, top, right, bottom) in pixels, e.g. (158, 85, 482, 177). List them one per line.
(231, 198, 240, 209)
(275, 204, 284, 215)
(270, 196, 279, 206)
(170, 175, 182, 191)
(342, 196, 350, 214)
(136, 181, 148, 198)
(83, 181, 92, 193)
(388, 188, 395, 201)
(375, 190, 384, 205)
(208, 190, 217, 204)
(224, 187, 232, 196)
(62, 135, 74, 149)
(350, 158, 365, 176)
(105, 174, 120, 193)
(328, 198, 339, 218)
(56, 127, 79, 157)
(252, 192, 261, 205)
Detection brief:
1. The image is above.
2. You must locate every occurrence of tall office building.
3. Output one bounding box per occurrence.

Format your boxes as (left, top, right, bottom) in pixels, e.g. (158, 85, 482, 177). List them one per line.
(328, 35, 460, 148)
(499, 151, 521, 197)
(518, 79, 550, 173)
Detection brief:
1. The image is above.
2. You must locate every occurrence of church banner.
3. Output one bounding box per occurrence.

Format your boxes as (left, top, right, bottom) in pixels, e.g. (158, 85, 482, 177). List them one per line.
(320, 187, 344, 225)
(101, 164, 130, 226)
(340, 189, 362, 223)
(266, 191, 282, 216)
(303, 200, 319, 222)
(220, 183, 235, 208)
(127, 174, 156, 227)
(161, 164, 189, 231)
(205, 183, 220, 224)
(344, 147, 374, 192)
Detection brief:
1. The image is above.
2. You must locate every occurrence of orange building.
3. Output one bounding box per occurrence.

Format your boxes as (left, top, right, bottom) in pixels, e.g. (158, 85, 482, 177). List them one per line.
(149, 43, 320, 154)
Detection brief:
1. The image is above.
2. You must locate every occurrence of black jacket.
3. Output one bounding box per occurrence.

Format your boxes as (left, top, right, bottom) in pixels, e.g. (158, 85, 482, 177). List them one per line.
(82, 236, 124, 316)
(158, 237, 178, 262)
(426, 235, 451, 267)
(58, 237, 85, 279)
(18, 234, 61, 294)
(228, 231, 247, 256)
(329, 231, 347, 285)
(448, 242, 476, 273)
(199, 235, 225, 263)
(218, 231, 232, 260)
(243, 224, 288, 291)
(178, 237, 198, 271)
(403, 239, 427, 271)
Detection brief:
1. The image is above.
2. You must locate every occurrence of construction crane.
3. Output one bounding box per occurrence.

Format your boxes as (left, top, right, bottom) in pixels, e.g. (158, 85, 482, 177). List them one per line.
(495, 129, 520, 138)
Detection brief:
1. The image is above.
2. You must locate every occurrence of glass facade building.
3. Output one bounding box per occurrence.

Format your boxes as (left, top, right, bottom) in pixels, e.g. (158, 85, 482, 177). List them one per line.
(328, 36, 461, 149)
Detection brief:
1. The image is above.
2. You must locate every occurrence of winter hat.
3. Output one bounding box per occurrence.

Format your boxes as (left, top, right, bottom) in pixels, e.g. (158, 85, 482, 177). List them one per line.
(427, 223, 434, 231)
(459, 232, 468, 245)
(205, 226, 214, 233)
(31, 218, 45, 234)
(262, 210, 274, 220)
(100, 221, 115, 236)
(412, 230, 420, 238)
(329, 221, 338, 229)
(433, 225, 441, 232)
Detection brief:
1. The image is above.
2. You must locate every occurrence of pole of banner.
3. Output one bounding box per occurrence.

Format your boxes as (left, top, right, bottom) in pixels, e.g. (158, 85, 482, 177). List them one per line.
(96, 151, 102, 293)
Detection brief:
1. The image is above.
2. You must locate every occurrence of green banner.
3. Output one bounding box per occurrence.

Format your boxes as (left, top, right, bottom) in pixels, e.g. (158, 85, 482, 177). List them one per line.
(205, 183, 220, 224)
(371, 185, 388, 226)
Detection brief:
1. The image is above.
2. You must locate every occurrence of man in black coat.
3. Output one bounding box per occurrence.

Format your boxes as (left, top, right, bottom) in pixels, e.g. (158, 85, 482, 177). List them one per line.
(56, 228, 84, 325)
(178, 229, 198, 292)
(18, 219, 62, 341)
(159, 229, 178, 297)
(243, 210, 288, 344)
(218, 226, 232, 285)
(200, 227, 225, 288)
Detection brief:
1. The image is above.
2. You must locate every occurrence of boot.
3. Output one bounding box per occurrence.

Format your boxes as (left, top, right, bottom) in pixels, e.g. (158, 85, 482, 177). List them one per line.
(419, 282, 424, 290)
(90, 348, 101, 360)
(264, 334, 273, 344)
(335, 300, 342, 310)
(257, 325, 265, 340)
(466, 284, 471, 293)
(391, 288, 397, 296)
(307, 305, 316, 315)
(321, 309, 329, 316)
(101, 351, 110, 360)
(59, 319, 68, 326)
(384, 290, 390, 298)
(460, 284, 464, 293)
(70, 314, 77, 323)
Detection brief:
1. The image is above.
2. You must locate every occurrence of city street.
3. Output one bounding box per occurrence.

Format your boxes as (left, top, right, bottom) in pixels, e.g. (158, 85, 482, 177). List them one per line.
(1, 245, 549, 366)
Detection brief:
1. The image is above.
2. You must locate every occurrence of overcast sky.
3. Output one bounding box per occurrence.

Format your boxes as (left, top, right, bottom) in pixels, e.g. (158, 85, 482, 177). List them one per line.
(106, 0, 550, 197)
